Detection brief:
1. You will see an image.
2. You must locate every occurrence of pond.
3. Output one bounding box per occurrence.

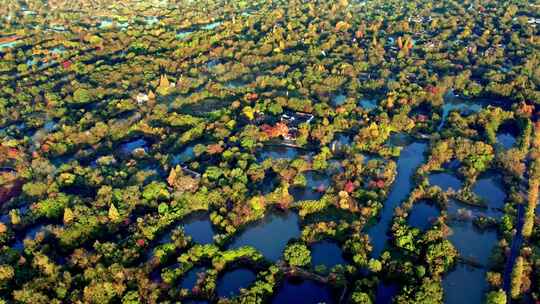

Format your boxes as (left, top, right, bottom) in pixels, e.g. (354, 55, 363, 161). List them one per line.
(310, 241, 346, 268)
(206, 59, 220, 69)
(225, 80, 248, 89)
(145, 16, 159, 25)
(472, 174, 506, 211)
(443, 159, 461, 170)
(201, 21, 223, 30)
(327, 159, 345, 175)
(387, 132, 412, 147)
(99, 20, 129, 29)
(13, 224, 47, 251)
(119, 138, 148, 155)
(359, 98, 377, 111)
(51, 46, 66, 55)
(368, 141, 428, 257)
(0, 41, 18, 50)
(443, 264, 487, 304)
(334, 133, 352, 146)
(408, 201, 440, 231)
(437, 92, 485, 130)
(227, 211, 300, 261)
(428, 172, 462, 191)
(496, 133, 516, 149)
(178, 99, 230, 117)
(176, 31, 193, 40)
(444, 197, 498, 304)
(330, 133, 352, 154)
(375, 282, 399, 304)
(271, 278, 334, 304)
(183, 214, 215, 244)
(31, 120, 58, 147)
(171, 143, 196, 165)
(331, 93, 346, 107)
(156, 213, 215, 245)
(496, 120, 519, 150)
(290, 171, 331, 201)
(216, 268, 256, 298)
(256, 145, 301, 162)
(447, 213, 497, 266)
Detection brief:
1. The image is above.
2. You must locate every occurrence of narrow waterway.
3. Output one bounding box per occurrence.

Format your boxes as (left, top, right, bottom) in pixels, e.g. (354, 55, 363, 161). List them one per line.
(368, 141, 428, 257)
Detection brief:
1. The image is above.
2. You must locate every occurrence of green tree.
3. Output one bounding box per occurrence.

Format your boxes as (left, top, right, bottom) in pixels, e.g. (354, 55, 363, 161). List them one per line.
(395, 279, 443, 304)
(425, 240, 457, 275)
(63, 207, 74, 224)
(72, 88, 92, 104)
(108, 204, 120, 222)
(142, 182, 170, 201)
(486, 290, 506, 304)
(510, 256, 524, 299)
(283, 243, 311, 267)
(351, 291, 373, 304)
(368, 258, 382, 272)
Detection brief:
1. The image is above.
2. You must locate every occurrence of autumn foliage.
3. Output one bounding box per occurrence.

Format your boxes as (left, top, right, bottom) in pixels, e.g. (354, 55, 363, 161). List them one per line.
(261, 122, 289, 138)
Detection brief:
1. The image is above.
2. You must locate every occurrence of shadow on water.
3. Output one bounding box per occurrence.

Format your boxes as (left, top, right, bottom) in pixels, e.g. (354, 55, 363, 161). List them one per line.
(227, 211, 300, 261)
(271, 278, 335, 304)
(368, 140, 428, 257)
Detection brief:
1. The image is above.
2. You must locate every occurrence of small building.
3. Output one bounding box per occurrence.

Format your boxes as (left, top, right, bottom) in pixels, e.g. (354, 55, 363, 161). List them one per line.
(280, 112, 314, 141)
(182, 166, 201, 179)
(280, 112, 314, 128)
(136, 93, 149, 104)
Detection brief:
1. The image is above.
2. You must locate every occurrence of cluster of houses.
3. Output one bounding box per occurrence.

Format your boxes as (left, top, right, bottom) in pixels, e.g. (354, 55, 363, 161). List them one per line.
(528, 17, 540, 27)
(407, 15, 433, 24)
